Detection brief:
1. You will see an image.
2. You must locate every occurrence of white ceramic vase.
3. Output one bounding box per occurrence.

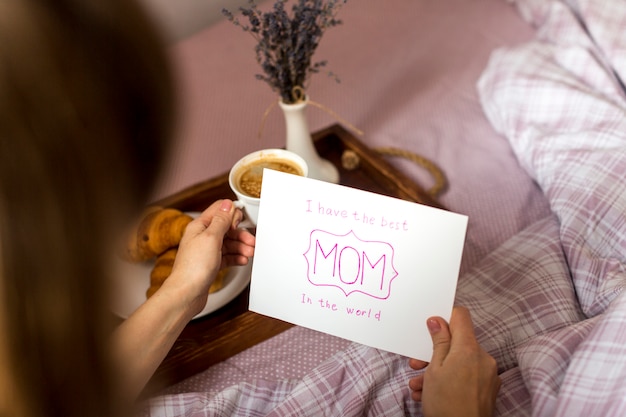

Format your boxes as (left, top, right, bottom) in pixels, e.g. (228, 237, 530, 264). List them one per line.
(278, 97, 339, 183)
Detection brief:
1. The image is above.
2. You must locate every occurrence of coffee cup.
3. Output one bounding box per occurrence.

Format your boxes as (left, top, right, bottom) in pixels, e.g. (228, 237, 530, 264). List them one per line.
(229, 149, 308, 225)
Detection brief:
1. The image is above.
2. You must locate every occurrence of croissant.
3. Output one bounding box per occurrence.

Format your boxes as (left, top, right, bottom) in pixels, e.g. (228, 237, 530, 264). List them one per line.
(150, 248, 177, 285)
(146, 249, 228, 299)
(146, 248, 177, 298)
(135, 208, 193, 261)
(122, 206, 163, 262)
(209, 268, 228, 294)
(121, 206, 228, 300)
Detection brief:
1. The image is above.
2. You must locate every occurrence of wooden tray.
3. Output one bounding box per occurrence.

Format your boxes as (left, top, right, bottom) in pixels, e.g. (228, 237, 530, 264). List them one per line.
(143, 124, 442, 395)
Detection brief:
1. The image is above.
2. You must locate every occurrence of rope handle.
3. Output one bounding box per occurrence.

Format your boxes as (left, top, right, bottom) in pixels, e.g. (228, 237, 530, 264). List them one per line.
(342, 147, 448, 198)
(373, 147, 448, 198)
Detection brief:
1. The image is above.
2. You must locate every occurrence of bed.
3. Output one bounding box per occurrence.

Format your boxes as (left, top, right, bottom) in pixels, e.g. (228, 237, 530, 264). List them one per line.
(137, 0, 626, 415)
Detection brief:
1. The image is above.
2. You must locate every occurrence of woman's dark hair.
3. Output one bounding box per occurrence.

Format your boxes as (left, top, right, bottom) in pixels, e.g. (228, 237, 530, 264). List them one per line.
(0, 0, 175, 415)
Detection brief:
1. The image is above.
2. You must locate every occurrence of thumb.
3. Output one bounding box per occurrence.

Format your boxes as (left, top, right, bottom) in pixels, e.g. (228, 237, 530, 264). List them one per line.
(185, 200, 235, 240)
(203, 199, 236, 236)
(427, 316, 452, 366)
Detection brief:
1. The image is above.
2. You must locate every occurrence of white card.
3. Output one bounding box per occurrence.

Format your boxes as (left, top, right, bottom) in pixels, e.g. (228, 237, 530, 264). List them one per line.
(249, 169, 467, 360)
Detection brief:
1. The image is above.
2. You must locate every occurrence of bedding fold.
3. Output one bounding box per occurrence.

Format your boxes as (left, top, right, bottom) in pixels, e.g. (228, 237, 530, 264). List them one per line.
(478, 0, 626, 415)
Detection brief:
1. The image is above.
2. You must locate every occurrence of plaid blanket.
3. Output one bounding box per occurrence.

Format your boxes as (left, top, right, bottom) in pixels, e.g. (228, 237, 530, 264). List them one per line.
(142, 0, 626, 415)
(476, 0, 626, 415)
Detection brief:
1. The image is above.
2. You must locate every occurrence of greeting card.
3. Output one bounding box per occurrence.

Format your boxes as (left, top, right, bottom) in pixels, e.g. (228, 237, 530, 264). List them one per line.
(249, 169, 467, 360)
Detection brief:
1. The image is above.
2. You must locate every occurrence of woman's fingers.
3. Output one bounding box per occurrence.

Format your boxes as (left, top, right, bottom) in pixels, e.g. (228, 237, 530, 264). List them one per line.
(408, 358, 429, 370)
(408, 374, 424, 401)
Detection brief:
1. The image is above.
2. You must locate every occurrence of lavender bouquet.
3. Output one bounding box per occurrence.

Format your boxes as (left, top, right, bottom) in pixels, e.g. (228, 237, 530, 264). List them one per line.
(223, 0, 347, 104)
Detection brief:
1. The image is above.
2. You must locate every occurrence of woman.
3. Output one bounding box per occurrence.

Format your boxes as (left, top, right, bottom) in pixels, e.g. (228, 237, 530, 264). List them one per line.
(0, 0, 254, 416)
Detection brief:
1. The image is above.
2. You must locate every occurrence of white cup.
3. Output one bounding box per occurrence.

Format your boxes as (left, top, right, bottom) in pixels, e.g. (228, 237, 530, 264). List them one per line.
(229, 149, 308, 225)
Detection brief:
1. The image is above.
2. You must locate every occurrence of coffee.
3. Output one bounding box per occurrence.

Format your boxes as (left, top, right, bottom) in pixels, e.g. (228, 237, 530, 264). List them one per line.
(235, 157, 304, 198)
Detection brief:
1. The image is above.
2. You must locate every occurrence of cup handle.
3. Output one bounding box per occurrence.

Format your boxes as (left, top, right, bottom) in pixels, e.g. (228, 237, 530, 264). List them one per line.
(233, 200, 255, 229)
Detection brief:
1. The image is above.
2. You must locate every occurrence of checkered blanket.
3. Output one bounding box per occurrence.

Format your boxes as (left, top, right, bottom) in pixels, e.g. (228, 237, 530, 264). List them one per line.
(476, 0, 626, 415)
(142, 0, 626, 415)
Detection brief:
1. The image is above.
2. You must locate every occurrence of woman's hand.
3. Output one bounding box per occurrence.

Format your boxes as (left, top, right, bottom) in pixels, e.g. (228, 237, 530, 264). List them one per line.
(408, 306, 501, 417)
(164, 199, 255, 316)
(113, 199, 255, 400)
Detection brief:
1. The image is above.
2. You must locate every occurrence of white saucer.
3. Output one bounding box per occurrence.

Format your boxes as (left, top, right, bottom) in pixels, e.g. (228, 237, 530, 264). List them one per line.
(111, 260, 252, 320)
